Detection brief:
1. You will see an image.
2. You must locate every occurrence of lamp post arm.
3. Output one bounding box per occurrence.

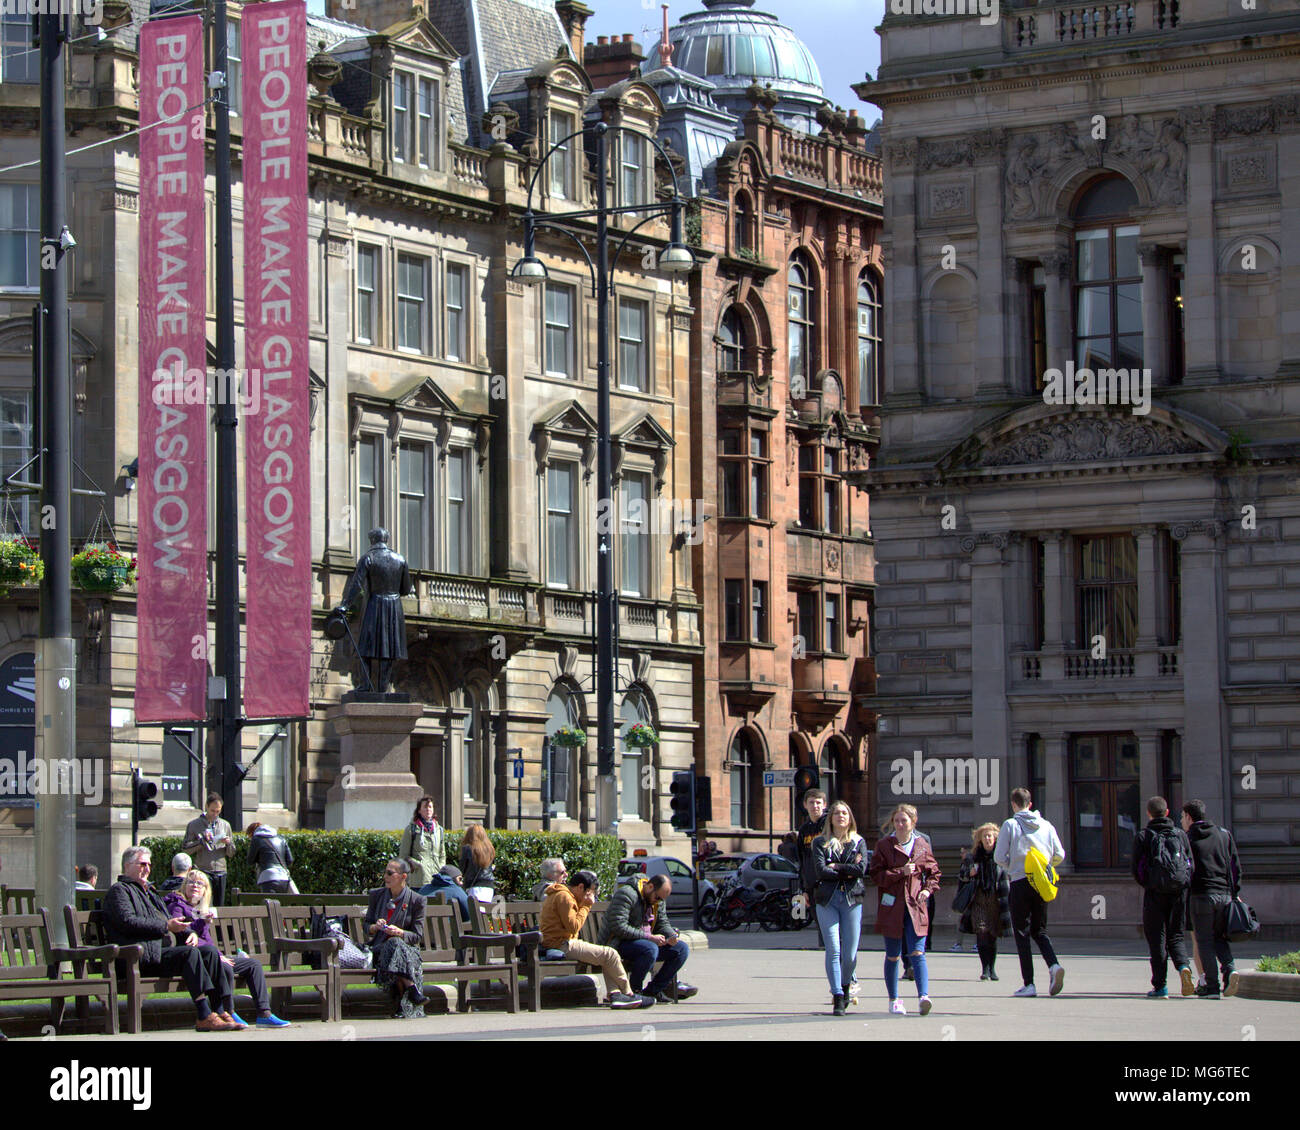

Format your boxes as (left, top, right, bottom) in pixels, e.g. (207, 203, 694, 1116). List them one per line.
(527, 219, 597, 293)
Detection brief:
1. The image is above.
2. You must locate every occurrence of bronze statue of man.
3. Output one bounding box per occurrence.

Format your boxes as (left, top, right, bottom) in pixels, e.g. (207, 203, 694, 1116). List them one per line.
(334, 527, 413, 694)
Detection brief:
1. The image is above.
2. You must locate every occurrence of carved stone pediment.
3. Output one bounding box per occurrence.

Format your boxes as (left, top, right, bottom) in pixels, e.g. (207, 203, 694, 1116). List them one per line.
(967, 414, 1204, 469)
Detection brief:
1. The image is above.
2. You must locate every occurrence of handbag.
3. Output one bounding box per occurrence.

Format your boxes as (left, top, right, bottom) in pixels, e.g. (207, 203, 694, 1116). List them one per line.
(1216, 896, 1261, 944)
(308, 909, 367, 970)
(951, 881, 975, 913)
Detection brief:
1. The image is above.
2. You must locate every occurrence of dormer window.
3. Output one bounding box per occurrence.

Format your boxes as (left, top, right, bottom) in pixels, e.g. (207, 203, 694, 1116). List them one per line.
(549, 110, 576, 199)
(393, 70, 440, 169)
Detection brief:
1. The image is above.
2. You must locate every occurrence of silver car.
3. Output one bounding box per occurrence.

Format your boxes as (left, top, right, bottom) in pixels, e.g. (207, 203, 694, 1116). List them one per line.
(697, 851, 803, 893)
(616, 856, 717, 915)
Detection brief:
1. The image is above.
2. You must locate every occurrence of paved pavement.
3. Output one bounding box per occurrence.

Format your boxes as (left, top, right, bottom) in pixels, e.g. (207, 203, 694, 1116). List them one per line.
(29, 931, 1298, 1043)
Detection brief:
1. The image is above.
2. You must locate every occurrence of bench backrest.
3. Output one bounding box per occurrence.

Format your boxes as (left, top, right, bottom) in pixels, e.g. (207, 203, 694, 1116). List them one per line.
(75, 890, 107, 913)
(267, 901, 369, 954)
(236, 892, 366, 907)
(208, 905, 278, 960)
(0, 909, 59, 980)
(2, 887, 36, 915)
(419, 902, 468, 963)
(470, 899, 608, 944)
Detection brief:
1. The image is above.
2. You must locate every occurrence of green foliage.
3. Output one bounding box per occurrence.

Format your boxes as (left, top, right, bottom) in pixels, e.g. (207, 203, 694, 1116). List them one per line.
(1256, 951, 1300, 974)
(551, 725, 587, 747)
(684, 200, 702, 248)
(141, 828, 621, 900)
(0, 537, 43, 597)
(1226, 429, 1250, 463)
(734, 246, 764, 266)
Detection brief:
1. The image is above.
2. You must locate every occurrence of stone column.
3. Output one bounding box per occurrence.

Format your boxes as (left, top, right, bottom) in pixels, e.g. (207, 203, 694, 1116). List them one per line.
(882, 139, 921, 403)
(1133, 525, 1159, 678)
(1043, 731, 1069, 867)
(1173, 522, 1226, 816)
(974, 133, 1008, 396)
(1179, 108, 1219, 383)
(1136, 729, 1161, 813)
(1039, 531, 1066, 680)
(968, 534, 1011, 763)
(1138, 244, 1168, 386)
(1041, 251, 1071, 379)
(323, 701, 426, 828)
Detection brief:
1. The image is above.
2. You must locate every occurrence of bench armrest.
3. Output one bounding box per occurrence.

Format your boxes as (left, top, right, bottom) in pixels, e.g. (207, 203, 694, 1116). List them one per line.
(269, 935, 339, 956)
(459, 932, 520, 947)
(48, 944, 119, 963)
(114, 944, 144, 966)
(512, 930, 543, 945)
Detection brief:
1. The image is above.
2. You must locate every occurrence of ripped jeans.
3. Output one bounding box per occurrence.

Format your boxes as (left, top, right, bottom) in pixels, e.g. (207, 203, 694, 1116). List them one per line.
(883, 914, 929, 999)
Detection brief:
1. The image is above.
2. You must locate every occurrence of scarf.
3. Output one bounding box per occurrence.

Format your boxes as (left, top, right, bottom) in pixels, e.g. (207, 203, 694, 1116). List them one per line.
(973, 842, 999, 892)
(416, 817, 436, 835)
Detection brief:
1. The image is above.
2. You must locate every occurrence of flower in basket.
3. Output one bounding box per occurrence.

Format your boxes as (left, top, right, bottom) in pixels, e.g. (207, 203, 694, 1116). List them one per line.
(625, 722, 659, 748)
(71, 542, 137, 593)
(0, 537, 44, 597)
(551, 725, 587, 748)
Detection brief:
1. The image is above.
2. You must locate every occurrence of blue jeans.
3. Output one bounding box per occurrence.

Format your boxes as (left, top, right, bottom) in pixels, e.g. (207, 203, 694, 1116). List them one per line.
(615, 937, 689, 995)
(815, 890, 862, 997)
(418, 879, 471, 922)
(884, 915, 929, 1000)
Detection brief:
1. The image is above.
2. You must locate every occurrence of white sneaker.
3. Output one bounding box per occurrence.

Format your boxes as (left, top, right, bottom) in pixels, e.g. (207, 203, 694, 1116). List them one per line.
(1013, 984, 1037, 997)
(1224, 971, 1239, 998)
(889, 998, 907, 1015)
(1048, 964, 1065, 996)
(847, 980, 860, 1001)
(1179, 967, 1196, 997)
(918, 996, 932, 1016)
(1196, 975, 1207, 990)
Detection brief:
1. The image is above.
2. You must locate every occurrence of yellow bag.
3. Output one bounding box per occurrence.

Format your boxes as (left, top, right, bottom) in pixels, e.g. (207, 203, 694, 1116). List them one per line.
(1025, 845, 1059, 902)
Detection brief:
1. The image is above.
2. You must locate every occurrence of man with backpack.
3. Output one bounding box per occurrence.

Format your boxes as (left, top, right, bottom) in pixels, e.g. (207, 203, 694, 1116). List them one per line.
(1132, 796, 1195, 998)
(995, 787, 1066, 998)
(1181, 800, 1243, 999)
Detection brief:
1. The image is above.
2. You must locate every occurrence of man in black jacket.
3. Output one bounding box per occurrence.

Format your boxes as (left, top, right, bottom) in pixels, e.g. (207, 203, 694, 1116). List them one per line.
(1180, 800, 1243, 999)
(1132, 796, 1195, 998)
(796, 789, 828, 948)
(103, 846, 238, 1031)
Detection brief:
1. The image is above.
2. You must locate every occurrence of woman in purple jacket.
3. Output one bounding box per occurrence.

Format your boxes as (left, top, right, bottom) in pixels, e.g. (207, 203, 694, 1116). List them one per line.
(165, 870, 290, 1028)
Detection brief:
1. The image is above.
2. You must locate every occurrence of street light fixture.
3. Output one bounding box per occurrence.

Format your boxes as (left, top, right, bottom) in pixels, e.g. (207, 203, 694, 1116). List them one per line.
(516, 120, 695, 835)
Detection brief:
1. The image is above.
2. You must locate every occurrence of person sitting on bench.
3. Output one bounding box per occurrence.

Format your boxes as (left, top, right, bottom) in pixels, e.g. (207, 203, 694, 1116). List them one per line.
(103, 845, 239, 1032)
(601, 874, 698, 1003)
(539, 870, 650, 1010)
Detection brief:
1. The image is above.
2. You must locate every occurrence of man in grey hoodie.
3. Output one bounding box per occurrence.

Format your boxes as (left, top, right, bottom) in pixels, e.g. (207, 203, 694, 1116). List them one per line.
(995, 787, 1066, 998)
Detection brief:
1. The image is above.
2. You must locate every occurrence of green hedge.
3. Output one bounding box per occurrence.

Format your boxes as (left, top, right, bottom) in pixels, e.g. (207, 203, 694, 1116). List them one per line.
(140, 829, 621, 900)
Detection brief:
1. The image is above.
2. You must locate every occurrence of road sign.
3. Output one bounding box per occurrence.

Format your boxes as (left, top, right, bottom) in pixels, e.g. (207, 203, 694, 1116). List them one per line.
(512, 758, 525, 780)
(762, 769, 798, 788)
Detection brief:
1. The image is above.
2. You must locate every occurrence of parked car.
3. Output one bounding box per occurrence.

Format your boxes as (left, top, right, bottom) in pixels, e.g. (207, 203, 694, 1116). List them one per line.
(697, 852, 803, 893)
(616, 856, 717, 915)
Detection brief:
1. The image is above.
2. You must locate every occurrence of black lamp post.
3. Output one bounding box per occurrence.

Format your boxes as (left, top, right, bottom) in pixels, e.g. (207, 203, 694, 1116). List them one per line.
(512, 121, 693, 833)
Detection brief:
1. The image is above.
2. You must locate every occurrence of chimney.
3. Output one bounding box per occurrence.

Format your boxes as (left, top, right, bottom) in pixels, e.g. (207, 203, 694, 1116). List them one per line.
(584, 33, 646, 91)
(556, 1, 594, 63)
(660, 4, 674, 68)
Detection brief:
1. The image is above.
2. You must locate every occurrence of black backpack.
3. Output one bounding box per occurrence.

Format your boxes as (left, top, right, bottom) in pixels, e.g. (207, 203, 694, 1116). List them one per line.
(1146, 829, 1191, 893)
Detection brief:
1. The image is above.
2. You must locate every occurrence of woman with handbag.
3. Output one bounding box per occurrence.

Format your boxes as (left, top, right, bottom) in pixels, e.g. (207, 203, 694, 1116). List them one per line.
(870, 803, 942, 1016)
(812, 801, 869, 1016)
(365, 859, 428, 1018)
(399, 795, 446, 890)
(959, 823, 1011, 981)
(246, 823, 295, 894)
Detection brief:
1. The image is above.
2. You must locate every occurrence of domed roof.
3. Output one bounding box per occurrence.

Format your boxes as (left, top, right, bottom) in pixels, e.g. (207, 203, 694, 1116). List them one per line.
(644, 0, 825, 132)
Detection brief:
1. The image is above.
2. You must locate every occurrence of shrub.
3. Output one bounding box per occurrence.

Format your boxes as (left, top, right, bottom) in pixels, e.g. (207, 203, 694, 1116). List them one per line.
(141, 828, 621, 899)
(1256, 951, 1300, 974)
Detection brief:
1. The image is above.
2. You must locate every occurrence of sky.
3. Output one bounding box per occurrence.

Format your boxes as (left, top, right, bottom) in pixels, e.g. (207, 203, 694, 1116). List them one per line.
(584, 0, 885, 120)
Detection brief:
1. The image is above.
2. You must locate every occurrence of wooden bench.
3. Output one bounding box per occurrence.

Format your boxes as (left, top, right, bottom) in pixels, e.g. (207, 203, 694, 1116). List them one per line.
(0, 908, 119, 1035)
(268, 899, 520, 1016)
(1, 887, 36, 915)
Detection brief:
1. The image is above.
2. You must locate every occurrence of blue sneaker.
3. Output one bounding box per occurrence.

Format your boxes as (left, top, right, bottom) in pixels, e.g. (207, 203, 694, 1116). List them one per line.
(222, 1011, 249, 1028)
(1146, 986, 1169, 998)
(255, 1013, 291, 1028)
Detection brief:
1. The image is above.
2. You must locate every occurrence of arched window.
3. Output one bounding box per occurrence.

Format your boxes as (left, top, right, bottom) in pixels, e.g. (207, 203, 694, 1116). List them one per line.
(462, 688, 482, 802)
(619, 687, 654, 821)
(729, 731, 755, 828)
(545, 686, 581, 819)
(788, 254, 816, 386)
(1072, 176, 1142, 369)
(857, 273, 881, 406)
(718, 306, 745, 372)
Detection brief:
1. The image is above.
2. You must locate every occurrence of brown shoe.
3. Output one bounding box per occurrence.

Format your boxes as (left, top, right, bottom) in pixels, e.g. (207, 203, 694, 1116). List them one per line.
(195, 1013, 239, 1032)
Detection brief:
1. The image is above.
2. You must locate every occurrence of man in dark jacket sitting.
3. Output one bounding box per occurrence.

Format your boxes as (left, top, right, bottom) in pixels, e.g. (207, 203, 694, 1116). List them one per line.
(599, 874, 697, 1002)
(103, 845, 239, 1031)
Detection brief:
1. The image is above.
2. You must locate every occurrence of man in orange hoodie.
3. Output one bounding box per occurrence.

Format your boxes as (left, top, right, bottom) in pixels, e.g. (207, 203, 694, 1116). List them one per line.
(539, 870, 652, 1010)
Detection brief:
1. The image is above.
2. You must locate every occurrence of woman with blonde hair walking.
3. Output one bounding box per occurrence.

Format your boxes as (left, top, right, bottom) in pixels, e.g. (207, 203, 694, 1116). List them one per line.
(812, 800, 869, 1016)
(870, 803, 941, 1015)
(960, 822, 1011, 981)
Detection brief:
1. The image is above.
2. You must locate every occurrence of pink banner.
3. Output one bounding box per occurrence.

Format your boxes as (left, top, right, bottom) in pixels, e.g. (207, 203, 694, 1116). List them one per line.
(242, 1, 310, 718)
(135, 16, 208, 723)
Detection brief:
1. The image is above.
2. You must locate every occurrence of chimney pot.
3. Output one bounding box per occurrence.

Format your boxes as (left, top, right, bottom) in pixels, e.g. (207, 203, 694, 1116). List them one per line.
(623, 33, 633, 43)
(597, 35, 608, 44)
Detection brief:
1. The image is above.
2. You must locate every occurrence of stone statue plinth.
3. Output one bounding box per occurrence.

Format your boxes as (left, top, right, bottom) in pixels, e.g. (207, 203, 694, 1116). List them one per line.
(323, 700, 425, 830)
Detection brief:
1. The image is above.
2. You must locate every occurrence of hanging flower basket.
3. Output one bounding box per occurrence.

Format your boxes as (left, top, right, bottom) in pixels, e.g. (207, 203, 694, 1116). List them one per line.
(625, 722, 659, 748)
(0, 537, 44, 598)
(71, 543, 136, 594)
(551, 725, 587, 748)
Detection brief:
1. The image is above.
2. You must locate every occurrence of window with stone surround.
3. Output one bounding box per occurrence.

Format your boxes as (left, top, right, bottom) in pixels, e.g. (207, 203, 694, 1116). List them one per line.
(1030, 537, 1045, 650)
(0, 184, 40, 290)
(397, 252, 431, 354)
(1027, 733, 1046, 816)
(546, 461, 578, 589)
(619, 471, 650, 597)
(445, 262, 467, 362)
(398, 441, 432, 571)
(544, 283, 576, 378)
(788, 253, 816, 387)
(355, 244, 380, 345)
(549, 109, 576, 200)
(857, 273, 881, 406)
(724, 578, 744, 641)
(1069, 732, 1141, 869)
(1071, 176, 1142, 370)
(545, 686, 582, 819)
(619, 686, 653, 821)
(226, 19, 242, 117)
(718, 423, 768, 520)
(718, 306, 746, 372)
(617, 297, 649, 393)
(0, 11, 37, 84)
(728, 730, 755, 829)
(355, 433, 383, 552)
(1076, 533, 1137, 651)
(392, 71, 441, 169)
(1029, 265, 1047, 390)
(797, 441, 839, 533)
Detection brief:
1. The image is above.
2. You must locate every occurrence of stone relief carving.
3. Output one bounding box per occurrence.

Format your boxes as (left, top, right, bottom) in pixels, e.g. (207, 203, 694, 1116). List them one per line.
(975, 416, 1203, 468)
(930, 182, 970, 218)
(1215, 103, 1275, 138)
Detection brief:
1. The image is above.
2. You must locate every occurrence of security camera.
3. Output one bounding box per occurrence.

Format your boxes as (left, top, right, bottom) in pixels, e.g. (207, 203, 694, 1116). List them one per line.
(59, 226, 76, 251)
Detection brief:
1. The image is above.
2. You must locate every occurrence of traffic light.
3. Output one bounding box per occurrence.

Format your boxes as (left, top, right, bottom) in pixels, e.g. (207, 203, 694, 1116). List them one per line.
(793, 765, 820, 804)
(134, 769, 159, 823)
(694, 775, 712, 826)
(669, 770, 695, 832)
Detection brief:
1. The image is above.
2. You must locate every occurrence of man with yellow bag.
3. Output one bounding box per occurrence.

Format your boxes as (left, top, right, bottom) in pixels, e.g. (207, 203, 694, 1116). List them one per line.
(996, 788, 1066, 998)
